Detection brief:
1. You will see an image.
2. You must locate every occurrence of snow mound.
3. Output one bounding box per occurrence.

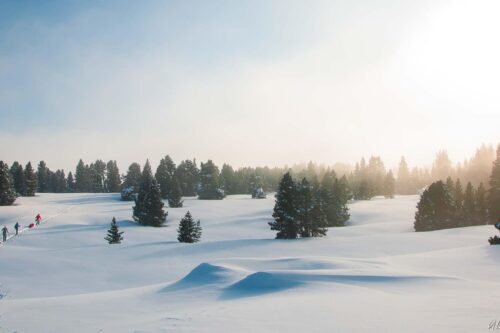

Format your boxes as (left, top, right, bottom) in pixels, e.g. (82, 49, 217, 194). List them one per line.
(222, 271, 303, 298)
(163, 263, 246, 291)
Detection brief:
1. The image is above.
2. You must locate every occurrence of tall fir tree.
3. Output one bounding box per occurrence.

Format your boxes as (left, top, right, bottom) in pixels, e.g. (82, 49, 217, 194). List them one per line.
(198, 160, 224, 200)
(462, 182, 476, 226)
(488, 144, 500, 224)
(475, 182, 488, 225)
(155, 156, 176, 199)
(123, 162, 142, 193)
(67, 171, 76, 192)
(0, 161, 17, 206)
(414, 181, 455, 231)
(37, 161, 51, 192)
(132, 160, 167, 227)
(75, 159, 90, 192)
(269, 172, 299, 239)
(10, 162, 26, 196)
(106, 160, 121, 193)
(167, 179, 183, 208)
(24, 162, 37, 196)
(177, 211, 202, 243)
(296, 178, 314, 237)
(105, 217, 124, 244)
(383, 170, 396, 199)
(320, 171, 349, 227)
(176, 159, 200, 196)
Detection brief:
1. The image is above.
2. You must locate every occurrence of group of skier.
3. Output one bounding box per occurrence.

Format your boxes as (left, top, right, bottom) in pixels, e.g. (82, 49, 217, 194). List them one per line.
(2, 213, 42, 243)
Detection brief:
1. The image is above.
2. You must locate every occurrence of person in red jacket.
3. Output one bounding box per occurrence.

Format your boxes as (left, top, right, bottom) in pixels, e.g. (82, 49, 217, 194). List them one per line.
(35, 213, 42, 225)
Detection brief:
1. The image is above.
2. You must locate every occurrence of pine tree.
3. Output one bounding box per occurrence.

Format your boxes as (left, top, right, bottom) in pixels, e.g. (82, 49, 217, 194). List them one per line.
(383, 170, 396, 199)
(75, 159, 90, 192)
(106, 160, 121, 193)
(462, 182, 476, 226)
(67, 172, 76, 192)
(123, 162, 142, 193)
(89, 160, 106, 193)
(105, 217, 124, 244)
(176, 159, 199, 196)
(52, 170, 67, 193)
(269, 172, 299, 239)
(198, 160, 224, 200)
(320, 171, 349, 227)
(0, 161, 17, 206)
(475, 182, 488, 225)
(37, 161, 51, 192)
(297, 178, 314, 237)
(155, 156, 176, 199)
(132, 160, 167, 227)
(24, 162, 37, 196)
(488, 144, 500, 224)
(396, 156, 413, 195)
(167, 179, 183, 208)
(10, 162, 26, 196)
(414, 181, 455, 231)
(220, 164, 237, 195)
(177, 211, 202, 243)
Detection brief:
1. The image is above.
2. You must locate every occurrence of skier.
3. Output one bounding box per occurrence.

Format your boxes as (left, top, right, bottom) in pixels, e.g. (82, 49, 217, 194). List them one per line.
(2, 226, 8, 242)
(35, 213, 42, 225)
(14, 222, 20, 235)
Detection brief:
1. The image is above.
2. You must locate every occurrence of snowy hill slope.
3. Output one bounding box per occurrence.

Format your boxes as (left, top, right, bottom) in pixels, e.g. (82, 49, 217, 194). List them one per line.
(0, 194, 498, 332)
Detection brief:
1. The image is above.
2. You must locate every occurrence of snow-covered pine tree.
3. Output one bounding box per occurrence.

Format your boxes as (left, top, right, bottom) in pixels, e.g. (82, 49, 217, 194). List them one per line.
(177, 211, 202, 243)
(269, 172, 299, 239)
(105, 217, 124, 244)
(488, 144, 500, 224)
(168, 179, 183, 208)
(475, 182, 488, 224)
(414, 181, 455, 231)
(24, 162, 37, 197)
(198, 160, 224, 200)
(383, 170, 395, 199)
(133, 160, 167, 227)
(0, 161, 17, 206)
(488, 222, 500, 245)
(462, 182, 476, 226)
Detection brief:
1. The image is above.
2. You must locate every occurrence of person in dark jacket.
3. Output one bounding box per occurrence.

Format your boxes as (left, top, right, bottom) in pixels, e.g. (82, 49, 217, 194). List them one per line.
(2, 226, 8, 242)
(14, 222, 20, 235)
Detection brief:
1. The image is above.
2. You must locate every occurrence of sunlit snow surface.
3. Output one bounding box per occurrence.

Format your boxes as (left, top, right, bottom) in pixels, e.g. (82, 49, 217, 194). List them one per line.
(0, 194, 498, 332)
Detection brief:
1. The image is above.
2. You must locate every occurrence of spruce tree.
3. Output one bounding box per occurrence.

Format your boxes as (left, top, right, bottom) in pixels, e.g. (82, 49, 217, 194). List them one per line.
(0, 161, 17, 206)
(383, 171, 395, 198)
(37, 161, 51, 192)
(168, 179, 183, 208)
(24, 162, 37, 197)
(132, 160, 167, 227)
(488, 144, 500, 224)
(198, 160, 224, 200)
(75, 159, 90, 192)
(269, 172, 299, 239)
(177, 211, 202, 243)
(475, 182, 488, 225)
(106, 160, 121, 193)
(462, 182, 476, 226)
(414, 181, 455, 231)
(67, 172, 76, 192)
(155, 156, 176, 199)
(105, 217, 124, 244)
(123, 162, 142, 193)
(297, 178, 314, 237)
(320, 171, 349, 227)
(176, 159, 199, 196)
(10, 162, 26, 196)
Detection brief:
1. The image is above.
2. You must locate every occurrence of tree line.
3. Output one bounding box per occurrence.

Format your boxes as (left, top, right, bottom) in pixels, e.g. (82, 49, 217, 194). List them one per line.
(415, 144, 500, 231)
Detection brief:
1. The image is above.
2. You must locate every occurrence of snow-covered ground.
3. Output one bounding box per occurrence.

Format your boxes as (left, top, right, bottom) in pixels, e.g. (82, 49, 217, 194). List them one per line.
(0, 194, 498, 332)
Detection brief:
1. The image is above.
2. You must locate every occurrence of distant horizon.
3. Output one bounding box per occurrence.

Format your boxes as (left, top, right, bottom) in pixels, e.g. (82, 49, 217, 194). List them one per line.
(1, 141, 497, 176)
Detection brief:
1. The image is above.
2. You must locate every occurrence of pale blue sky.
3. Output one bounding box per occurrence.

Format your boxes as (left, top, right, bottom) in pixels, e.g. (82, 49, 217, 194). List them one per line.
(1, 0, 499, 172)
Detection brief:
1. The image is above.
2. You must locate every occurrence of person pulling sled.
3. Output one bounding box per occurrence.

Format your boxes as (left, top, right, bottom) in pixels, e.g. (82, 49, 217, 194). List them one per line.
(35, 213, 42, 226)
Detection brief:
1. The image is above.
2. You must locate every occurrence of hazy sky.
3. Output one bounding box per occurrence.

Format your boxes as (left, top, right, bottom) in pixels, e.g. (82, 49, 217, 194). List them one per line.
(0, 0, 499, 172)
